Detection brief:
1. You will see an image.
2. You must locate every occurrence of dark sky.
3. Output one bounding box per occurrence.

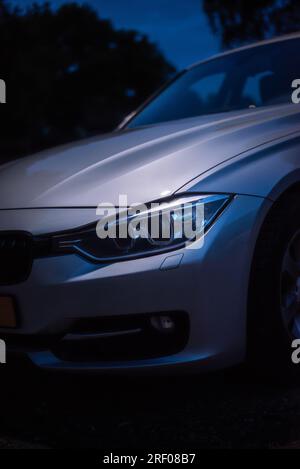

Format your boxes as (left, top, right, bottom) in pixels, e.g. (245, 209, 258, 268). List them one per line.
(10, 0, 220, 69)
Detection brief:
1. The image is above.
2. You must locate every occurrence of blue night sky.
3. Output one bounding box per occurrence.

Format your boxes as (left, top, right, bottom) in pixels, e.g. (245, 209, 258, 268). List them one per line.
(10, 0, 221, 69)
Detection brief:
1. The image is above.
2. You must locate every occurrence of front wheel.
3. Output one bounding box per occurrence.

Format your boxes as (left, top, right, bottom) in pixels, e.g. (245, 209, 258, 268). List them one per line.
(248, 191, 300, 380)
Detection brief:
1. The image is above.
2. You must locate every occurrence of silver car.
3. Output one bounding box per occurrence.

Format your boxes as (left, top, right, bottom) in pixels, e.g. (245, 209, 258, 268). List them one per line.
(1, 33, 300, 377)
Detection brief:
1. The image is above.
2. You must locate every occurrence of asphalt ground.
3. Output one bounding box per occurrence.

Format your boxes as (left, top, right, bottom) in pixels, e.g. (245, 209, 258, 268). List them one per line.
(0, 358, 299, 449)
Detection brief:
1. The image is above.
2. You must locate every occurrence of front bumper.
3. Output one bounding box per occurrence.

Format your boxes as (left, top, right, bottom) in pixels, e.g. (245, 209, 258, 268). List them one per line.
(0, 195, 271, 372)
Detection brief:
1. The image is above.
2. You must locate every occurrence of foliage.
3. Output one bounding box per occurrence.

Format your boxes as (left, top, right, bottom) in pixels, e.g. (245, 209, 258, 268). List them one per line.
(0, 1, 174, 159)
(203, 0, 300, 48)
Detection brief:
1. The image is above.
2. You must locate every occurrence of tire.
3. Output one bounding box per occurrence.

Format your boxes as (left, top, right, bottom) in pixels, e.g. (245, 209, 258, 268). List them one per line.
(248, 190, 300, 381)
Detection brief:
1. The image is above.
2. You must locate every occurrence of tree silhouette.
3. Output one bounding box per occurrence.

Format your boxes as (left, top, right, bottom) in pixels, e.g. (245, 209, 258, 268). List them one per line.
(203, 0, 300, 48)
(0, 1, 175, 160)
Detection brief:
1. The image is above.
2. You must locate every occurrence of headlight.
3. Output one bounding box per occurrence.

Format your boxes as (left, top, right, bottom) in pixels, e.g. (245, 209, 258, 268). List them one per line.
(52, 194, 232, 262)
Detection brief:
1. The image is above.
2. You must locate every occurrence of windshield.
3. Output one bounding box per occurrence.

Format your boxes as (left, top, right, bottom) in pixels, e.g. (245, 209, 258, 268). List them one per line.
(128, 38, 299, 128)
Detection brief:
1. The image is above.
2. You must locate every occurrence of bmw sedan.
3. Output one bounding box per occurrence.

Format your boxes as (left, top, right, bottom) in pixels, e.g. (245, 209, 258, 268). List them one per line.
(1, 33, 300, 377)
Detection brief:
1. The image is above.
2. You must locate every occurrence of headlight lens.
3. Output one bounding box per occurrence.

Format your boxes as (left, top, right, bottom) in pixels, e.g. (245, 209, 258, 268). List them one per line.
(52, 194, 232, 262)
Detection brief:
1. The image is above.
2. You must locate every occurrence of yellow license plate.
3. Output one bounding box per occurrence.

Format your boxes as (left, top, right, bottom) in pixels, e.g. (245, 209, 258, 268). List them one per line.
(0, 297, 17, 328)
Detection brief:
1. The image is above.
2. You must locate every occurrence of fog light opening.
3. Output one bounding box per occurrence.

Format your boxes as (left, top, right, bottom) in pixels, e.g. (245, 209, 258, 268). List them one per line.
(150, 315, 175, 334)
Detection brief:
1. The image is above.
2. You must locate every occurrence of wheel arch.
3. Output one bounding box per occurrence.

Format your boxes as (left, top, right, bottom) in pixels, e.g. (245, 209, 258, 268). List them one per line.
(247, 180, 300, 352)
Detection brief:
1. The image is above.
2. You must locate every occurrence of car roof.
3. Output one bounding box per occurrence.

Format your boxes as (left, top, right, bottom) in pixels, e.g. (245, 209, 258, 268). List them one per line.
(187, 31, 300, 71)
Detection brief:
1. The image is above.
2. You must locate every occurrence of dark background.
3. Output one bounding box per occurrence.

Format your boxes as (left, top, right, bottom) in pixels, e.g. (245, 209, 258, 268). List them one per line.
(1, 0, 300, 161)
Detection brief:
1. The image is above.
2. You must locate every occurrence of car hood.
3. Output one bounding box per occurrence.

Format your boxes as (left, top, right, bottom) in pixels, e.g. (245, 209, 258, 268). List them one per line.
(0, 104, 299, 209)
